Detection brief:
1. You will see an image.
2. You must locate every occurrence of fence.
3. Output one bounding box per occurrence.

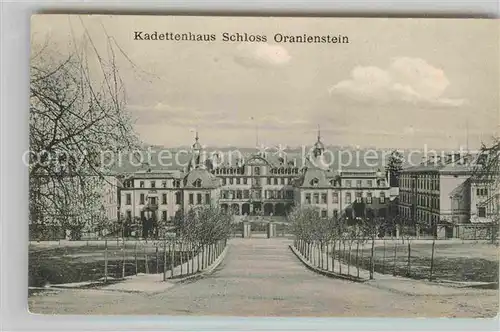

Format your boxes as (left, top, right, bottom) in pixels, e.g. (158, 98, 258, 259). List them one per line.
(28, 238, 228, 287)
(292, 238, 498, 283)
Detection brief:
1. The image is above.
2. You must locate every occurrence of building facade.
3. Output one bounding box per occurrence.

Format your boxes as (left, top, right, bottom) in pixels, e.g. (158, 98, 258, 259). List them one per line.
(116, 131, 396, 228)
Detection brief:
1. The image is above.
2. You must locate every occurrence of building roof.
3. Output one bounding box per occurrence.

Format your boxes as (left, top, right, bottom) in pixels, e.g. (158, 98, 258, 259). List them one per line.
(183, 167, 219, 189)
(401, 154, 474, 174)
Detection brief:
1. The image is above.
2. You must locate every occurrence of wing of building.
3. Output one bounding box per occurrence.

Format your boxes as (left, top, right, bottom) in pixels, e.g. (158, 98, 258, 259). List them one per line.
(113, 129, 396, 230)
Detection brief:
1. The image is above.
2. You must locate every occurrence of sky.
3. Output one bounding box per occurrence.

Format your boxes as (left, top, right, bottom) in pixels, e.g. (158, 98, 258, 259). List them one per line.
(31, 15, 499, 150)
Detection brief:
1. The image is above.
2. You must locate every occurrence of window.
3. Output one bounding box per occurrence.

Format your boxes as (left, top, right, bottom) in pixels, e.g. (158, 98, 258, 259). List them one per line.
(380, 192, 386, 204)
(205, 193, 211, 204)
(236, 178, 241, 185)
(305, 193, 311, 204)
(162, 211, 167, 221)
(356, 180, 362, 188)
(222, 178, 227, 185)
(229, 178, 234, 185)
(174, 180, 181, 188)
(367, 180, 373, 187)
(193, 179, 202, 188)
(254, 166, 261, 175)
(379, 179, 386, 187)
(321, 193, 327, 204)
(175, 191, 181, 204)
(333, 209, 338, 218)
(332, 192, 339, 203)
(161, 180, 167, 188)
(277, 191, 283, 199)
(313, 193, 320, 204)
(140, 181, 145, 188)
(274, 178, 278, 185)
(356, 192, 362, 203)
(478, 206, 487, 218)
(150, 181, 156, 188)
(126, 210, 132, 220)
(197, 193, 202, 205)
(321, 210, 327, 218)
(366, 193, 372, 204)
(150, 197, 157, 205)
(477, 188, 488, 196)
(189, 193, 194, 205)
(139, 193, 145, 205)
(346, 193, 352, 204)
(243, 190, 250, 199)
(281, 178, 285, 185)
(346, 180, 352, 188)
(222, 191, 228, 199)
(126, 193, 131, 205)
(237, 190, 242, 199)
(162, 193, 167, 204)
(243, 178, 248, 185)
(310, 178, 319, 186)
(330, 179, 336, 186)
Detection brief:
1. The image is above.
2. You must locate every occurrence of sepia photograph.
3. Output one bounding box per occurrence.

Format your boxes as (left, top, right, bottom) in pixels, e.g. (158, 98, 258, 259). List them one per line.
(28, 15, 499, 317)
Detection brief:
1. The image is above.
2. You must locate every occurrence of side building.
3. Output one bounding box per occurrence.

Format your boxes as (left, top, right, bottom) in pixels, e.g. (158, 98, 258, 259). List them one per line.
(399, 153, 499, 238)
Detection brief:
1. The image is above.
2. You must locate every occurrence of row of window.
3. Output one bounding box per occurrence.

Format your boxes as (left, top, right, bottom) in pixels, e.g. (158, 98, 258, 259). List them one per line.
(124, 210, 170, 221)
(124, 179, 182, 189)
(188, 193, 211, 205)
(213, 166, 301, 175)
(304, 192, 386, 205)
(125, 192, 182, 205)
(399, 193, 440, 210)
(220, 189, 294, 200)
(476, 188, 489, 196)
(221, 177, 294, 186)
(400, 175, 439, 191)
(124, 177, 387, 189)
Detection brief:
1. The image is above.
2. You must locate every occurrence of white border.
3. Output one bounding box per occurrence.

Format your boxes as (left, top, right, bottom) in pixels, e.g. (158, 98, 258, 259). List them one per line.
(1, 1, 499, 331)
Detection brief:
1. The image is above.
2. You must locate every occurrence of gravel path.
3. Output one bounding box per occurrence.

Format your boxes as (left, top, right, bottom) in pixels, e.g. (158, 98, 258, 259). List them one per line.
(29, 238, 498, 317)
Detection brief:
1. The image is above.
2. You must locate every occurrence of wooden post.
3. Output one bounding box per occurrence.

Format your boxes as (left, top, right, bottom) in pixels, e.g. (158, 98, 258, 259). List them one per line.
(163, 238, 167, 281)
(104, 238, 108, 283)
(170, 242, 174, 278)
(369, 236, 375, 280)
(393, 241, 398, 276)
(144, 244, 149, 274)
(122, 238, 126, 279)
(326, 243, 330, 271)
(201, 245, 205, 270)
(197, 244, 201, 272)
(356, 241, 360, 278)
(191, 242, 195, 275)
(180, 242, 184, 276)
(382, 239, 386, 274)
(429, 238, 436, 281)
(155, 244, 159, 274)
(134, 241, 138, 275)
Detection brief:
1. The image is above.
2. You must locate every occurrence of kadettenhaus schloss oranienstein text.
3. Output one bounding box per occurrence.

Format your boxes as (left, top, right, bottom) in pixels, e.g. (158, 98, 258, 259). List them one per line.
(133, 31, 349, 44)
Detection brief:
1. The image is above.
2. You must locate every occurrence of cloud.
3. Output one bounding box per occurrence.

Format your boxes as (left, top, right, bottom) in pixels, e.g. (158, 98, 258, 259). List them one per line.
(234, 43, 291, 67)
(329, 57, 465, 107)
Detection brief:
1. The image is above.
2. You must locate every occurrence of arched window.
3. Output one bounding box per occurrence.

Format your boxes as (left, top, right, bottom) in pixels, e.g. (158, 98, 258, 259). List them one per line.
(193, 179, 202, 188)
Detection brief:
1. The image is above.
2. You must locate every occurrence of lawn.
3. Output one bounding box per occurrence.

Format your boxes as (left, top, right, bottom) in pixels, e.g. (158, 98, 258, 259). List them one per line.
(29, 243, 196, 287)
(336, 241, 499, 283)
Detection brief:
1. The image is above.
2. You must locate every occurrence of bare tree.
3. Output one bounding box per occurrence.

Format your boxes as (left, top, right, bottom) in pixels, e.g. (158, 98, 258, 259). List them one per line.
(472, 138, 500, 244)
(30, 29, 139, 238)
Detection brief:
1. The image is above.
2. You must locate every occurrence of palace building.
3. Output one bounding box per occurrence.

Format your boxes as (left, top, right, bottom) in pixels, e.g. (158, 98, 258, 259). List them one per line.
(116, 130, 396, 229)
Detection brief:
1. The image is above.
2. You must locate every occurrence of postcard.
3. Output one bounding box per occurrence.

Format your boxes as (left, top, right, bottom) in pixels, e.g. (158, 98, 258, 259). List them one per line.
(28, 15, 499, 317)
